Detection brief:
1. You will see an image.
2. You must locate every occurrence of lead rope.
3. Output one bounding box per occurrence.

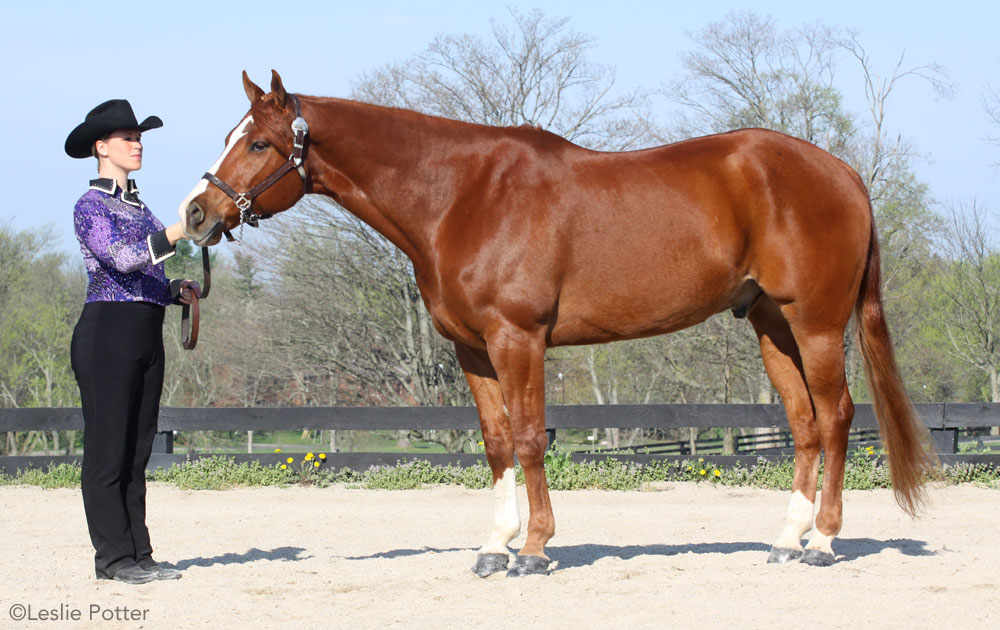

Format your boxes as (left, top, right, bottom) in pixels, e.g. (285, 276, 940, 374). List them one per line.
(181, 246, 212, 350)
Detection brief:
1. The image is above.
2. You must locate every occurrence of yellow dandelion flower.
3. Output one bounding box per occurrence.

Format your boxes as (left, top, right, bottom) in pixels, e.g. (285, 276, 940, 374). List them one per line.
(274, 448, 281, 453)
(698, 457, 704, 463)
(305, 453, 315, 461)
(280, 464, 287, 470)
(286, 457, 294, 464)
(319, 453, 327, 460)
(699, 469, 707, 476)
(713, 469, 721, 477)
(686, 466, 693, 471)
(314, 461, 320, 468)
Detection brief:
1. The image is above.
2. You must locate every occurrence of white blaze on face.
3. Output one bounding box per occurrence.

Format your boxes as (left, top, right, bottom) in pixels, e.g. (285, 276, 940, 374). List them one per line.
(478, 468, 521, 555)
(178, 116, 254, 233)
(774, 490, 815, 550)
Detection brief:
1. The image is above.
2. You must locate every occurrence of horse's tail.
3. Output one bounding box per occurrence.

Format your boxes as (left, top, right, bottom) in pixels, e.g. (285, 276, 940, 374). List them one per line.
(854, 216, 938, 517)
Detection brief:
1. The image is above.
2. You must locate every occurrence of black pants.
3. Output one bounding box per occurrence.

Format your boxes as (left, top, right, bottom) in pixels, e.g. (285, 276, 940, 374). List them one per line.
(71, 301, 165, 576)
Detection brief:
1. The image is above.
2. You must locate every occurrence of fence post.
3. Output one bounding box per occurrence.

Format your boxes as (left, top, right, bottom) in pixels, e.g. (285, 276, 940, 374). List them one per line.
(546, 428, 556, 450)
(929, 428, 958, 454)
(152, 431, 173, 455)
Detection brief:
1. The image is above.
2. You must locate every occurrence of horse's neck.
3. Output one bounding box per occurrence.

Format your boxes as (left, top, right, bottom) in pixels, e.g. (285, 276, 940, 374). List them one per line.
(305, 97, 481, 271)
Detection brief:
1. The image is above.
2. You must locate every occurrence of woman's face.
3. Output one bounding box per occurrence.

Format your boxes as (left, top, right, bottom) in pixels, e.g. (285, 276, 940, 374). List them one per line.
(96, 129, 143, 173)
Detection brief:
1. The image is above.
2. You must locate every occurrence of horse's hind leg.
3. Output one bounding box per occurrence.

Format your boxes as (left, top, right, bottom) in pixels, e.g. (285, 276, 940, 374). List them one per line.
(793, 329, 854, 566)
(749, 299, 822, 563)
(455, 343, 521, 578)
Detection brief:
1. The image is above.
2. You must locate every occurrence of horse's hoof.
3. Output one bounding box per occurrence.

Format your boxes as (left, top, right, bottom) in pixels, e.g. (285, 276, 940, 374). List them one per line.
(767, 546, 803, 564)
(505, 554, 551, 577)
(472, 553, 509, 578)
(800, 549, 836, 567)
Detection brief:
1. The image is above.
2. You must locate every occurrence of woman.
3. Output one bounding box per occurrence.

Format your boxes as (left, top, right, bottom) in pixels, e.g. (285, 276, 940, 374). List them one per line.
(65, 99, 197, 584)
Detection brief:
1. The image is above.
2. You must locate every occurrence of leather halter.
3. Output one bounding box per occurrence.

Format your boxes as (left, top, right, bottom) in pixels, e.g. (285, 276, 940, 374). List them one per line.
(202, 93, 310, 242)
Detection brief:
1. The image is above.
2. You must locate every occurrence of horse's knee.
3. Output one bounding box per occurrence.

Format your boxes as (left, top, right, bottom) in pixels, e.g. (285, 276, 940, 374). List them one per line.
(513, 431, 549, 468)
(794, 428, 821, 453)
(483, 439, 512, 464)
(480, 419, 514, 464)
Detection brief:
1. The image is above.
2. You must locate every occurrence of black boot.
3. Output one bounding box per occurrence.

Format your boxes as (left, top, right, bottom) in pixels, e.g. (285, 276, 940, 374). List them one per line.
(138, 559, 182, 580)
(96, 563, 157, 585)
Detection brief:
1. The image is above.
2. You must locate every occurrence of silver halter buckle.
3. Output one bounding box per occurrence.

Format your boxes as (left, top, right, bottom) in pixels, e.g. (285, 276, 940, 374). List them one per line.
(290, 117, 309, 172)
(234, 193, 252, 212)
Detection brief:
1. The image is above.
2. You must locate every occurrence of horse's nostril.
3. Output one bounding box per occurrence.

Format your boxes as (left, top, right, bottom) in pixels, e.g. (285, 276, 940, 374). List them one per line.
(187, 202, 205, 226)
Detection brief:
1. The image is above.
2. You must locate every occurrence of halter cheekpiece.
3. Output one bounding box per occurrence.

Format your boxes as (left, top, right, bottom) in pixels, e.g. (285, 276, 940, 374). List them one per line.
(202, 93, 309, 242)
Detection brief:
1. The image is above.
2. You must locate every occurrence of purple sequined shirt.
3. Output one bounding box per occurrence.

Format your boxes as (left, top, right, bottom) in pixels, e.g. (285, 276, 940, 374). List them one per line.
(74, 178, 175, 306)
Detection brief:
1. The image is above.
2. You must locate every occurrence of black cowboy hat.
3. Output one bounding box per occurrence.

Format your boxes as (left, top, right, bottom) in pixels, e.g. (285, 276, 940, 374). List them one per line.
(64, 99, 163, 159)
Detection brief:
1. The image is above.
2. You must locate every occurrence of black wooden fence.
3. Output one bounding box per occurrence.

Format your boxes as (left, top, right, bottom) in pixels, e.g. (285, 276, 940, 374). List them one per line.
(2, 403, 999, 475)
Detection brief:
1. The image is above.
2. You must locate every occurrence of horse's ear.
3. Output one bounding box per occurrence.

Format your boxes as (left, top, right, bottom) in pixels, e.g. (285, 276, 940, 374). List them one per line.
(270, 69, 288, 107)
(243, 71, 265, 103)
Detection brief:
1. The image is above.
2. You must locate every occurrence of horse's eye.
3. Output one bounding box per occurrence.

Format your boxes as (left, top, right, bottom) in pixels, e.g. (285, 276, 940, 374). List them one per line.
(250, 141, 269, 152)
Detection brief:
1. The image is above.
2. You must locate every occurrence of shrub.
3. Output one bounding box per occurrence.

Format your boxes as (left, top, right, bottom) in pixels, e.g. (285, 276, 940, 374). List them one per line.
(148, 456, 289, 490)
(2, 451, 999, 491)
(0, 463, 82, 489)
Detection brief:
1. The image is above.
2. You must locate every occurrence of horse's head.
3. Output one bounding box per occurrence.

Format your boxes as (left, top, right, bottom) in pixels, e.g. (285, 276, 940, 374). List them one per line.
(179, 70, 308, 245)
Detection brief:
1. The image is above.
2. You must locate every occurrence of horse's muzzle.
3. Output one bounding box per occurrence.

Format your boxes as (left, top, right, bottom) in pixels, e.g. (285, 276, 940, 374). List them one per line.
(184, 202, 223, 246)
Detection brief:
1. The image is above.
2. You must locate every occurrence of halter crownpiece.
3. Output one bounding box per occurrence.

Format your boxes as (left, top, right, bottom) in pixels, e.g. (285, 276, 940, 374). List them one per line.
(202, 93, 310, 242)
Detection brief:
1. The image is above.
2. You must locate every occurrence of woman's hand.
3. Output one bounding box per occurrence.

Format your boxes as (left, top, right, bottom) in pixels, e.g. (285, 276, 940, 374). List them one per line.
(177, 280, 201, 305)
(165, 222, 189, 245)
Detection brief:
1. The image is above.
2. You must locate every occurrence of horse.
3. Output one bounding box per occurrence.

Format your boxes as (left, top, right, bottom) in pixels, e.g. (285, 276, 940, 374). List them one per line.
(179, 70, 938, 576)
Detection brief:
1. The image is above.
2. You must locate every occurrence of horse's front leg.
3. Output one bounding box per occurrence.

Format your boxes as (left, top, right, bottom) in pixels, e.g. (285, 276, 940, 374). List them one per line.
(455, 343, 521, 578)
(484, 327, 554, 576)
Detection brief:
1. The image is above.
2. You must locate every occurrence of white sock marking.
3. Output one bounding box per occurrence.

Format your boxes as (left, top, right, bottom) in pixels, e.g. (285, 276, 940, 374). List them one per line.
(774, 490, 815, 550)
(479, 468, 520, 555)
(805, 531, 836, 556)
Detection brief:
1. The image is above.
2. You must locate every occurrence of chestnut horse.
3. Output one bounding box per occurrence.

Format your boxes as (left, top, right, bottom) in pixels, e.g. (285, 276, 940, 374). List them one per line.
(180, 71, 937, 576)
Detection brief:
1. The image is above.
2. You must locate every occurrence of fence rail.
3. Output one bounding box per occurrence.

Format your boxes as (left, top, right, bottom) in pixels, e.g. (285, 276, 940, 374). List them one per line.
(2, 403, 999, 474)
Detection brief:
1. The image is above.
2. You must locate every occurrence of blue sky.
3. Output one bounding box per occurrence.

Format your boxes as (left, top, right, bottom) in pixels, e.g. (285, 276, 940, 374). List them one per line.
(3, 1, 997, 254)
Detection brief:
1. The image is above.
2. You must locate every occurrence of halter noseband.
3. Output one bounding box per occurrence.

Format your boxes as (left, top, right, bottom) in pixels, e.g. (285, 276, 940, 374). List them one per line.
(202, 93, 309, 242)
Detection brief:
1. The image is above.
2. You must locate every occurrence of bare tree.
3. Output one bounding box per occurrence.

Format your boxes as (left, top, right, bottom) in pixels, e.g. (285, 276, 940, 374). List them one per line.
(837, 34, 951, 282)
(667, 11, 853, 153)
(985, 81, 1000, 169)
(352, 8, 658, 151)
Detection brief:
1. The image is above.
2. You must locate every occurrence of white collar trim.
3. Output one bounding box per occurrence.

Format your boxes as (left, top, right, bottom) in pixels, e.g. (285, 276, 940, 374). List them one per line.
(89, 178, 142, 207)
